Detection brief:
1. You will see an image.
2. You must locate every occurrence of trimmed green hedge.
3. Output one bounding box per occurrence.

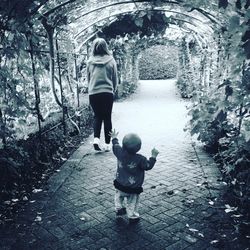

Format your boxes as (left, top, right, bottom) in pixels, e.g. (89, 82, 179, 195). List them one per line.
(139, 45, 178, 80)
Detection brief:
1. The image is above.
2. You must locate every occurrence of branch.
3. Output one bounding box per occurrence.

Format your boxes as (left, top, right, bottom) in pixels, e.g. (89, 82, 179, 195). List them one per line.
(7, 83, 36, 112)
(188, 7, 218, 24)
(66, 110, 80, 135)
(42, 0, 77, 17)
(42, 19, 62, 108)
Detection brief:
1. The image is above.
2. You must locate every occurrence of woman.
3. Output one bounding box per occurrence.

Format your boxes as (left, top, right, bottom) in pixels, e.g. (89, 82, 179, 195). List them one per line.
(87, 37, 118, 151)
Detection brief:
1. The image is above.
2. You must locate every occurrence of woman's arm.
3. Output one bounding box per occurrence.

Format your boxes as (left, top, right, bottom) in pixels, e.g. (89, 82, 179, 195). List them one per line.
(86, 63, 90, 83)
(112, 60, 118, 91)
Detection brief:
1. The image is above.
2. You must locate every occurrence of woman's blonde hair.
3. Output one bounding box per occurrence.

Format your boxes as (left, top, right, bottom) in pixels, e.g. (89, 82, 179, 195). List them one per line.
(92, 38, 110, 56)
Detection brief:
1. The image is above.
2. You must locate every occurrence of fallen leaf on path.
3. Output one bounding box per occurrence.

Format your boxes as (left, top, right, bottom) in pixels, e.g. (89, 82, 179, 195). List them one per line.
(34, 216, 42, 222)
(186, 199, 194, 203)
(185, 235, 197, 243)
(225, 204, 238, 213)
(210, 240, 219, 244)
(209, 200, 214, 205)
(231, 214, 242, 218)
(32, 189, 42, 193)
(29, 239, 36, 244)
(198, 233, 204, 238)
(231, 179, 237, 185)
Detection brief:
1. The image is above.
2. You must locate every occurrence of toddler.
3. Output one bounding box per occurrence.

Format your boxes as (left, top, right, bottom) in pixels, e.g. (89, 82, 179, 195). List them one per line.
(110, 129, 159, 223)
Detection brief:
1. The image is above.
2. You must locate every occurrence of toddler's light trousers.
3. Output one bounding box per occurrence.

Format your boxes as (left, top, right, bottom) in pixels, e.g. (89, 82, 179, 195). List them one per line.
(114, 189, 140, 219)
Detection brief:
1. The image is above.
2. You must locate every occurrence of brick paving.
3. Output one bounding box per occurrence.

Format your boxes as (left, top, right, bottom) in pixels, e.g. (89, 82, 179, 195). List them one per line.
(0, 80, 236, 249)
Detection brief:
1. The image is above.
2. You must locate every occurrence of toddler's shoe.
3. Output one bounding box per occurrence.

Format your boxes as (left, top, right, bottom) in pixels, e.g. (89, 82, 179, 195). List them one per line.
(116, 208, 127, 216)
(93, 138, 102, 151)
(129, 217, 140, 224)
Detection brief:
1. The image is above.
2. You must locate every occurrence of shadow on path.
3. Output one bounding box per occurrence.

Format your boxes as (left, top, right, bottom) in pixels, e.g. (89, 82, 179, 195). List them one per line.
(0, 80, 241, 250)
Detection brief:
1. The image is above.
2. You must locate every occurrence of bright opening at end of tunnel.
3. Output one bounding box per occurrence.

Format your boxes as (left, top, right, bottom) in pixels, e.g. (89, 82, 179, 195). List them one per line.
(113, 79, 190, 155)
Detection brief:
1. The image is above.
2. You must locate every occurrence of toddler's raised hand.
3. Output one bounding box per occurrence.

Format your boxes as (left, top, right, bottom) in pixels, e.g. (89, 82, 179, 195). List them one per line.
(151, 148, 159, 158)
(109, 129, 119, 139)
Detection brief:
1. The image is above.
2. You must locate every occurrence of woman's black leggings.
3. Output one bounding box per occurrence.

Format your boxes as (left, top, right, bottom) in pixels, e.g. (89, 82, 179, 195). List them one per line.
(89, 93, 114, 144)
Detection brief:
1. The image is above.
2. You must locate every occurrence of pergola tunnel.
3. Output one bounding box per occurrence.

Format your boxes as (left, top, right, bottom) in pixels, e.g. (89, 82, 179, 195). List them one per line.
(0, 0, 250, 244)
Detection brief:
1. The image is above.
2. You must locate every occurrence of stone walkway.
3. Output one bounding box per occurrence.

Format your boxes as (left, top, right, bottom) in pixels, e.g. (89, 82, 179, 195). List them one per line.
(1, 80, 233, 250)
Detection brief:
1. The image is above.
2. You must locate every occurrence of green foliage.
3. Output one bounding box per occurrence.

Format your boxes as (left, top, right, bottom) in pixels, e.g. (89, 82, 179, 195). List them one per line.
(0, 104, 93, 201)
(179, 2, 250, 218)
(108, 33, 178, 97)
(0, 0, 250, 227)
(218, 0, 229, 9)
(139, 45, 178, 80)
(101, 11, 169, 39)
(188, 70, 250, 212)
(176, 36, 199, 98)
(0, 17, 83, 145)
(109, 34, 140, 98)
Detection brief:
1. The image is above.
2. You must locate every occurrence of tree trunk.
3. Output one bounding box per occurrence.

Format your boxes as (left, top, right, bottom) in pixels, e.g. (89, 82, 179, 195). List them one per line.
(56, 37, 66, 134)
(29, 38, 42, 140)
(74, 54, 80, 127)
(0, 108, 6, 147)
(42, 19, 62, 107)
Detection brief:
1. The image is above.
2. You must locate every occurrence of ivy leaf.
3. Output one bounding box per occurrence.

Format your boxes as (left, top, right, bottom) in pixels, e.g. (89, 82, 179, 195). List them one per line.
(244, 130, 250, 141)
(243, 40, 250, 59)
(216, 110, 227, 122)
(225, 85, 233, 97)
(18, 119, 27, 125)
(218, 0, 228, 8)
(242, 30, 250, 42)
(137, 11, 147, 18)
(225, 204, 238, 213)
(134, 17, 144, 28)
(147, 12, 152, 21)
(229, 15, 240, 31)
(218, 79, 231, 89)
(236, 0, 242, 9)
(244, 0, 250, 9)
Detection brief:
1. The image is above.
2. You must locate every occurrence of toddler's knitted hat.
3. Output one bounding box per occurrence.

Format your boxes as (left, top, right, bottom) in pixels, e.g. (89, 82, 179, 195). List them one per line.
(122, 133, 141, 154)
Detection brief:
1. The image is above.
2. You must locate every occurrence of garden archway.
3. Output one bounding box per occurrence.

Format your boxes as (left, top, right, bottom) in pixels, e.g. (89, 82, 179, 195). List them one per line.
(0, 1, 249, 235)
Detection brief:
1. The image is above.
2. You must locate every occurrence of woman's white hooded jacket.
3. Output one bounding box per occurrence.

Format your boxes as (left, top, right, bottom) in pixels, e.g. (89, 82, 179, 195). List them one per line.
(87, 55, 118, 95)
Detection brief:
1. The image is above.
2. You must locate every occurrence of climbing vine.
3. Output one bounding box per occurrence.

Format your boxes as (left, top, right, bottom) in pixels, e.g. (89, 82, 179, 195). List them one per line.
(0, 0, 250, 234)
(185, 1, 250, 221)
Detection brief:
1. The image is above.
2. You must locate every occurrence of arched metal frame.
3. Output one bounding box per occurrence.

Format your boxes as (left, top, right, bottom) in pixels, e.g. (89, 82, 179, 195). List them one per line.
(73, 8, 212, 40)
(36, 0, 226, 49)
(36, 0, 227, 88)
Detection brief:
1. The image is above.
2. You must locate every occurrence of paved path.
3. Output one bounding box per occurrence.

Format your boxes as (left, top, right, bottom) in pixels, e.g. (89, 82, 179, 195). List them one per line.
(1, 80, 231, 249)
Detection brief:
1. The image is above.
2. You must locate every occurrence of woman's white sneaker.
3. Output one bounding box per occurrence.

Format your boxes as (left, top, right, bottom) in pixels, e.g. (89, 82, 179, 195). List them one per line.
(104, 143, 111, 152)
(93, 138, 101, 151)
